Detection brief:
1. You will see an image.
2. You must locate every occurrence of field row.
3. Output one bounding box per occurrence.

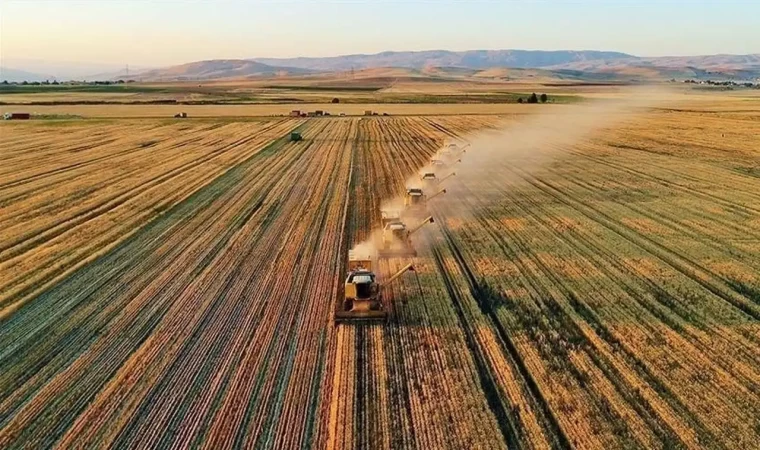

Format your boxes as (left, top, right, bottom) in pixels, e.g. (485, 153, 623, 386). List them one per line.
(1, 111, 758, 448)
(0, 119, 299, 318)
(334, 111, 760, 449)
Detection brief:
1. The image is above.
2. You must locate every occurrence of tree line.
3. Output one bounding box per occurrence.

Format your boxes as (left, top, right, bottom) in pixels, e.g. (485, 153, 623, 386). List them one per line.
(517, 93, 548, 104)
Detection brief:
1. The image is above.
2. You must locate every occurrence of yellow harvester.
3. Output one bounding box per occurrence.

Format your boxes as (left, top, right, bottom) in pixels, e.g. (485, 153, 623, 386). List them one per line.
(335, 252, 415, 322)
(380, 209, 402, 228)
(404, 187, 446, 212)
(430, 158, 460, 169)
(378, 215, 434, 258)
(421, 171, 455, 186)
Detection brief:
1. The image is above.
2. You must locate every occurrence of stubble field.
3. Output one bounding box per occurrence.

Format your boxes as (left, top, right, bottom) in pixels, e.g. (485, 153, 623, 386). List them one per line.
(0, 102, 758, 449)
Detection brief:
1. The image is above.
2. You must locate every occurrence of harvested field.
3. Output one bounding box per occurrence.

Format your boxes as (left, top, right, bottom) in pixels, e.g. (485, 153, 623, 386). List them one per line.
(0, 103, 541, 118)
(1, 105, 759, 449)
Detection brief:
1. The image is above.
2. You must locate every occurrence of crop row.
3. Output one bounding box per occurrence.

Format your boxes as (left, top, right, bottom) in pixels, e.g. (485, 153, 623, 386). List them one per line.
(331, 111, 758, 449)
(0, 119, 298, 318)
(423, 113, 760, 449)
(1, 119, 352, 448)
(1, 112, 757, 448)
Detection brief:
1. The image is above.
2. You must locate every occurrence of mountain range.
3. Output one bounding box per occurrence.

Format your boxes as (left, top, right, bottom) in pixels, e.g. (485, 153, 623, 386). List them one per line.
(253, 50, 634, 72)
(2, 50, 759, 82)
(133, 59, 312, 81)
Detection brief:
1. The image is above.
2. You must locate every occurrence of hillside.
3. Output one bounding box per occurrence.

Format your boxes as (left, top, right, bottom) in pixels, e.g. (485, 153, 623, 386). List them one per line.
(134, 59, 312, 81)
(551, 54, 760, 80)
(9, 51, 760, 83)
(0, 67, 52, 82)
(254, 49, 633, 71)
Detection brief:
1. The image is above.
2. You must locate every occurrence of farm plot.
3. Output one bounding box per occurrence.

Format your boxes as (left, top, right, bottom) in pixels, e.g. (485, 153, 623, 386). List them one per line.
(0, 118, 299, 318)
(330, 111, 759, 449)
(1, 109, 759, 449)
(419, 112, 760, 449)
(0, 117, 352, 448)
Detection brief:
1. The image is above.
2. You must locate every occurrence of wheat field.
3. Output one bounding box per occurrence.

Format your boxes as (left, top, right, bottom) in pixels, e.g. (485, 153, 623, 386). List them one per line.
(1, 102, 758, 448)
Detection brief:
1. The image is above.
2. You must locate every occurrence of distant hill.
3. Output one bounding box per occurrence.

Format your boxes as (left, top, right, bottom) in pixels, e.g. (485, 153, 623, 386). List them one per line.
(133, 59, 312, 81)
(253, 50, 633, 71)
(550, 54, 760, 80)
(0, 67, 52, 82)
(8, 51, 758, 83)
(131, 54, 760, 83)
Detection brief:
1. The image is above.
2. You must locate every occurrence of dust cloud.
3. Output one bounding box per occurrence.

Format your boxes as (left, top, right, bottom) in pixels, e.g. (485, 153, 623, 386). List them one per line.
(430, 86, 671, 221)
(350, 230, 381, 261)
(351, 86, 669, 262)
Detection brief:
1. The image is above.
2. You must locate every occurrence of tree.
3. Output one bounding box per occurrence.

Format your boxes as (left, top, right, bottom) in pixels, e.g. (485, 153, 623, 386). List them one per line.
(1, 80, 8, 85)
(331, 97, 340, 104)
(528, 92, 538, 104)
(540, 93, 548, 103)
(517, 98, 523, 104)
(21, 80, 28, 85)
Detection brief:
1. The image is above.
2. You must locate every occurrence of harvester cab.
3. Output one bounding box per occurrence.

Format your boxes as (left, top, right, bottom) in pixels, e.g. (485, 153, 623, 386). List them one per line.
(378, 216, 434, 258)
(420, 172, 438, 187)
(335, 251, 416, 323)
(431, 157, 461, 169)
(380, 209, 402, 228)
(404, 188, 426, 209)
(447, 142, 469, 152)
(442, 142, 469, 161)
(404, 188, 446, 213)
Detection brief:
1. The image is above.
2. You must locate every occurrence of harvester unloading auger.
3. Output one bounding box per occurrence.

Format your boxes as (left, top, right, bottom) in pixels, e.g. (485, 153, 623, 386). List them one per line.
(335, 252, 416, 322)
(378, 215, 434, 258)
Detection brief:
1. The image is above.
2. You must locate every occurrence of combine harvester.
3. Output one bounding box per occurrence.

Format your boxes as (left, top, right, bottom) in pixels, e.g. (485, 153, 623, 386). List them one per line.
(335, 252, 416, 322)
(439, 141, 470, 164)
(404, 187, 446, 214)
(378, 215, 434, 258)
(381, 209, 402, 227)
(430, 157, 460, 169)
(334, 139, 465, 323)
(420, 171, 455, 188)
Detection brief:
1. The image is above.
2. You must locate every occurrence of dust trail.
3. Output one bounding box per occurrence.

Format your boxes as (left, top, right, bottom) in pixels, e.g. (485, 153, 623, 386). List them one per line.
(353, 87, 668, 261)
(427, 86, 671, 230)
(350, 229, 382, 263)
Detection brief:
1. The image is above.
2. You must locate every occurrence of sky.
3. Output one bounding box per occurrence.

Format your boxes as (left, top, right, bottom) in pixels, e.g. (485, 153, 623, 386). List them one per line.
(1, 0, 759, 69)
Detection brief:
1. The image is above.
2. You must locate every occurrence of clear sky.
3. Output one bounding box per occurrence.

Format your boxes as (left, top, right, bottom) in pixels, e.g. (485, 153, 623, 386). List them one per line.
(1, 0, 759, 67)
